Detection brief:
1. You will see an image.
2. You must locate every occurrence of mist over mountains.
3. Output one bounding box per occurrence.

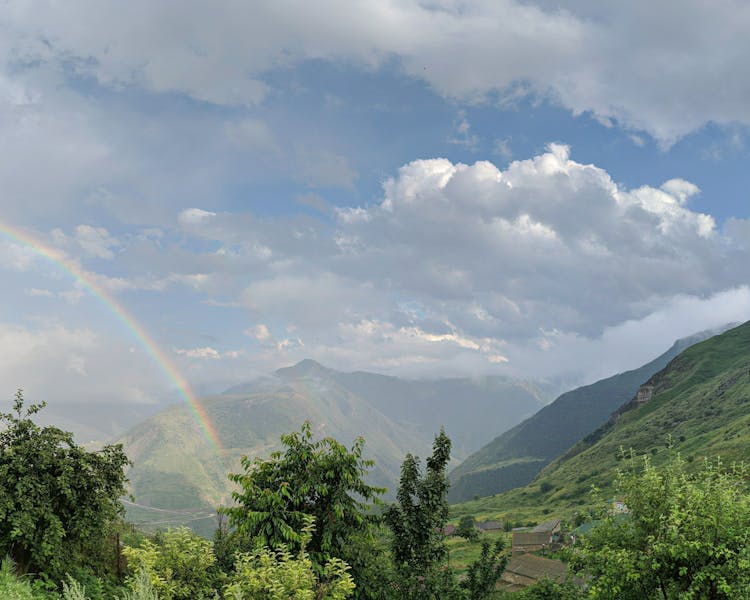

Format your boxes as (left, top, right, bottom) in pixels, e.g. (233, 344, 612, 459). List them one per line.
(119, 359, 552, 528)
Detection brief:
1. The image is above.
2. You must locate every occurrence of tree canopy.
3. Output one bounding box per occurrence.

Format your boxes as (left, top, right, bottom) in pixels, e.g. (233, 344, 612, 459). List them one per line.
(0, 390, 130, 578)
(222, 421, 384, 562)
(573, 451, 750, 599)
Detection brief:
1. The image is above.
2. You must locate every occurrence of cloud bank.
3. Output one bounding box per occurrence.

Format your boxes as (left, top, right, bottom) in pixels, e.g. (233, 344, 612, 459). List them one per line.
(4, 1, 750, 143)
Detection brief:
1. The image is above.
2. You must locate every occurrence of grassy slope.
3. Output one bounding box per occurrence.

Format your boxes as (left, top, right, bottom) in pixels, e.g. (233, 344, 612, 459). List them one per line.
(450, 321, 750, 527)
(121, 380, 436, 527)
(448, 330, 718, 503)
(122, 362, 552, 533)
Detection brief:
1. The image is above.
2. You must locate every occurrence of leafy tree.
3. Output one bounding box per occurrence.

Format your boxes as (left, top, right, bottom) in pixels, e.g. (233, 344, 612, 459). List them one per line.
(122, 527, 220, 600)
(384, 429, 454, 598)
(224, 517, 355, 600)
(222, 422, 384, 563)
(337, 523, 398, 600)
(459, 539, 508, 599)
(0, 391, 129, 578)
(572, 451, 750, 599)
(455, 515, 479, 541)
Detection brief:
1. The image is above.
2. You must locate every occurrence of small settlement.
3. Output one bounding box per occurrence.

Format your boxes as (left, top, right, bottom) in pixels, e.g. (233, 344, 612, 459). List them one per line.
(500, 517, 578, 592)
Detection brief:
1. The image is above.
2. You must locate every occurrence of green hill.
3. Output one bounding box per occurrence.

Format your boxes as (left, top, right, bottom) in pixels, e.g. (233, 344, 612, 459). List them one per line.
(121, 360, 551, 533)
(448, 327, 726, 503)
(451, 320, 750, 524)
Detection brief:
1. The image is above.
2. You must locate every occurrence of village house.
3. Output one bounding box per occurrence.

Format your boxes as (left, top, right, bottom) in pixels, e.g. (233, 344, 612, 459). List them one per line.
(500, 554, 572, 591)
(476, 520, 502, 532)
(512, 518, 562, 553)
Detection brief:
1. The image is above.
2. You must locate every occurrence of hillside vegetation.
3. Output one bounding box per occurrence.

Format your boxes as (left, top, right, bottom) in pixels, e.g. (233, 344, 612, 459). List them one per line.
(121, 360, 550, 532)
(448, 328, 724, 502)
(451, 320, 750, 524)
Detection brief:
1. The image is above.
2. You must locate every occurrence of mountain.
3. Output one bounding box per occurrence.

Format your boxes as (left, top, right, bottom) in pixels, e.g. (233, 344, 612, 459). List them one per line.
(265, 360, 554, 457)
(448, 327, 727, 503)
(120, 361, 551, 532)
(450, 321, 750, 522)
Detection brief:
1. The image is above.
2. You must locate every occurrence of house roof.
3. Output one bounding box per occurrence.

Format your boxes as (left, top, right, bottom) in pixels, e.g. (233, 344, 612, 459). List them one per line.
(476, 520, 502, 531)
(504, 554, 569, 582)
(512, 531, 551, 546)
(531, 518, 561, 533)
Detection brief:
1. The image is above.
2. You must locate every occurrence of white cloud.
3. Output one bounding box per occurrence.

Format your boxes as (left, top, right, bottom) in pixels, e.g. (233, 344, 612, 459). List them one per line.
(179, 208, 217, 225)
(173, 144, 750, 378)
(3, 1, 750, 142)
(175, 346, 221, 359)
(0, 321, 165, 408)
(175, 346, 242, 360)
(245, 324, 272, 342)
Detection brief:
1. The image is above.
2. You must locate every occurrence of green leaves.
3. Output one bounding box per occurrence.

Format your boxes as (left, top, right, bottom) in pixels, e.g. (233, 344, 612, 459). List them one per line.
(0, 391, 130, 579)
(222, 421, 383, 563)
(573, 452, 750, 599)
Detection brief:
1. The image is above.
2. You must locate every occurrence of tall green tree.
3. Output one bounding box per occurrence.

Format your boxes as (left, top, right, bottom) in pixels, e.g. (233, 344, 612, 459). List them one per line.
(572, 452, 750, 599)
(222, 422, 384, 563)
(0, 390, 130, 578)
(384, 429, 453, 598)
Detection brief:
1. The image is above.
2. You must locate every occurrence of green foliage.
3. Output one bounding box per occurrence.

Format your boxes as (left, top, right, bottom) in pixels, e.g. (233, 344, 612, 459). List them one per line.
(61, 577, 88, 600)
(222, 422, 384, 562)
(119, 568, 158, 600)
(122, 528, 219, 600)
(572, 452, 750, 599)
(0, 391, 130, 579)
(336, 524, 398, 600)
(385, 429, 457, 598)
(455, 516, 479, 541)
(0, 557, 40, 600)
(458, 539, 507, 599)
(224, 518, 355, 600)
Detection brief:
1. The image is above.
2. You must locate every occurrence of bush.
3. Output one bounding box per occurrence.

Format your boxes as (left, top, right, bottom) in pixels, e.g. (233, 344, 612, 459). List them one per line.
(123, 528, 220, 600)
(224, 518, 355, 600)
(573, 453, 750, 598)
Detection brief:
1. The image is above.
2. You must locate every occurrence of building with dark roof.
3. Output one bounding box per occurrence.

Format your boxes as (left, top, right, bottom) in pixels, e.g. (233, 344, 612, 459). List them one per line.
(476, 520, 502, 532)
(500, 554, 572, 590)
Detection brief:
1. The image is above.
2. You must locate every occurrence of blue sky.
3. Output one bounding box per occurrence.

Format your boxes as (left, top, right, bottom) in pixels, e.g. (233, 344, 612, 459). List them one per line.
(1, 1, 750, 413)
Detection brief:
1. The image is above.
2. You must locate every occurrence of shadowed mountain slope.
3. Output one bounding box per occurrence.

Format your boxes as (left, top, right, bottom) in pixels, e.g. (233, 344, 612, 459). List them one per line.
(448, 327, 727, 502)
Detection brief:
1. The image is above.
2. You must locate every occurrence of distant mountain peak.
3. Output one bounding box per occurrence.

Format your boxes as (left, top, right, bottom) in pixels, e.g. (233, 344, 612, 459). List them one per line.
(275, 359, 332, 379)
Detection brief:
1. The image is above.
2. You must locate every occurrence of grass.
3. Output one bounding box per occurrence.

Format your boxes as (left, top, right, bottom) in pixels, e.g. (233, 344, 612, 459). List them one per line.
(450, 322, 750, 526)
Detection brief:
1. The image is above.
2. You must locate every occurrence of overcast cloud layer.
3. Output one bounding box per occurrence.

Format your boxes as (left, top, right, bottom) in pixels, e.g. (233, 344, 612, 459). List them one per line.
(1, 2, 750, 414)
(4, 1, 750, 143)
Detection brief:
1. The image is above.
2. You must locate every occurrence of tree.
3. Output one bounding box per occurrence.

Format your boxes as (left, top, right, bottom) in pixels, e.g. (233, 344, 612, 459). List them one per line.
(455, 515, 479, 541)
(384, 429, 453, 598)
(222, 422, 384, 563)
(572, 451, 750, 599)
(0, 390, 130, 578)
(122, 527, 220, 600)
(224, 517, 355, 600)
(459, 539, 508, 599)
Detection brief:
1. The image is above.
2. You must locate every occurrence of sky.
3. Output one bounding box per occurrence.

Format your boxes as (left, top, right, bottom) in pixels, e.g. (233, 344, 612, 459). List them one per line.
(2, 0, 750, 413)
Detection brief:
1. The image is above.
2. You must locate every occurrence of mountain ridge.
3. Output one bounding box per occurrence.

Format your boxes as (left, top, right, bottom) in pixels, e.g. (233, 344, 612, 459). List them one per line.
(447, 325, 733, 502)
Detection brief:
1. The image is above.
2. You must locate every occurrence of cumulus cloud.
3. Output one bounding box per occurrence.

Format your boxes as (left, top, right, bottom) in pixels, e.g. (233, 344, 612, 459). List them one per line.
(3, 1, 750, 142)
(175, 145, 750, 378)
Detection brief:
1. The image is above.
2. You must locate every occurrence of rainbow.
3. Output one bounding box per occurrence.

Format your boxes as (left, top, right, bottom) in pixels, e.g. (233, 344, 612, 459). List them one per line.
(0, 220, 223, 454)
